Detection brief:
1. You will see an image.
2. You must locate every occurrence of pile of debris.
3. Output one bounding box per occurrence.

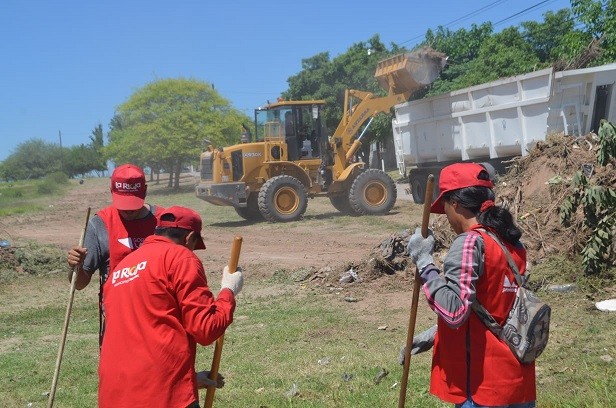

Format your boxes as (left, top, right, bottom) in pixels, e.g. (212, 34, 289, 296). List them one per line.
(317, 131, 615, 286)
(0, 239, 67, 282)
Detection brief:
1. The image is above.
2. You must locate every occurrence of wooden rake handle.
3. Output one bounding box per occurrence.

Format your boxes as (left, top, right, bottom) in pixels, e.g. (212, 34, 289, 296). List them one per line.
(203, 236, 243, 408)
(398, 175, 435, 408)
(47, 207, 91, 408)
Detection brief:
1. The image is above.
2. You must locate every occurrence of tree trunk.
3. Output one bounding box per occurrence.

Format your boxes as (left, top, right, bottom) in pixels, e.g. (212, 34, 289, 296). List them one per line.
(174, 163, 181, 189)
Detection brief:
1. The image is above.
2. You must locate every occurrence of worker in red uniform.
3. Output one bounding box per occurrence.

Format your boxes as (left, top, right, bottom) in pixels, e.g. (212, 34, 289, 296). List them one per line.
(405, 163, 536, 408)
(98, 205, 243, 408)
(67, 163, 165, 345)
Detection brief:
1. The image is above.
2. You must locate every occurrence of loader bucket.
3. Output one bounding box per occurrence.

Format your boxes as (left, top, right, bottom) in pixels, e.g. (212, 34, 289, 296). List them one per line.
(375, 48, 447, 95)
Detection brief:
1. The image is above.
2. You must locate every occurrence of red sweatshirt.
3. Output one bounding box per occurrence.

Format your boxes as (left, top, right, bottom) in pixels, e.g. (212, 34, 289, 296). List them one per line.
(98, 235, 236, 408)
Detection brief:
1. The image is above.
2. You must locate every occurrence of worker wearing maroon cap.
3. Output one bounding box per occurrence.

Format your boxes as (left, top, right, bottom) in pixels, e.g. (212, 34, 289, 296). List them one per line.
(67, 163, 166, 345)
(403, 162, 536, 408)
(98, 206, 244, 408)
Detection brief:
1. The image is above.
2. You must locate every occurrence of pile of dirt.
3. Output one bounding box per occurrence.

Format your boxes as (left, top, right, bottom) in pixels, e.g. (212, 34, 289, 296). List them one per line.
(314, 131, 615, 286)
(493, 132, 614, 265)
(0, 240, 67, 282)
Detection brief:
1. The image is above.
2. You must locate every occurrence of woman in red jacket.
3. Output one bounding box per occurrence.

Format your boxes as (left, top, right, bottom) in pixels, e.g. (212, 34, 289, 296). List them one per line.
(406, 162, 536, 408)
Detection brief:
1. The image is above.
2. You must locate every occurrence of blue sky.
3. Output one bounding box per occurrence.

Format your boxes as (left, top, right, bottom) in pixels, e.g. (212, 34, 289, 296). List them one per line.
(0, 0, 572, 161)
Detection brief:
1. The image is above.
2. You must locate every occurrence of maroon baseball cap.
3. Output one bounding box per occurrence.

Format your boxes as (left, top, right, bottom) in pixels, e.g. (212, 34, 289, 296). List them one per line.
(431, 163, 494, 214)
(157, 206, 206, 250)
(110, 164, 147, 210)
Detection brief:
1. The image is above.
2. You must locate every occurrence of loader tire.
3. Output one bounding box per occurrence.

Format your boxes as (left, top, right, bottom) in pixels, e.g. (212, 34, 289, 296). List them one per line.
(349, 169, 397, 215)
(258, 175, 308, 222)
(329, 194, 358, 215)
(235, 193, 264, 221)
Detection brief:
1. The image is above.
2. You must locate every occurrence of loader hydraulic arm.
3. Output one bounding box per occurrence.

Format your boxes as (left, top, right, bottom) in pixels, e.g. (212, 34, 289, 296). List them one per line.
(330, 49, 447, 174)
(331, 89, 410, 167)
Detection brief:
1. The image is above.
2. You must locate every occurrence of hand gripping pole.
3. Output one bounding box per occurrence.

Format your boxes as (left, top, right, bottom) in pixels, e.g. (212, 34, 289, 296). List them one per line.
(398, 175, 434, 407)
(47, 207, 91, 408)
(204, 236, 243, 408)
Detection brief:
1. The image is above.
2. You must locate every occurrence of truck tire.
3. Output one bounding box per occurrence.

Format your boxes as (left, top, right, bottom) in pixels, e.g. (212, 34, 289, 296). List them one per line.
(235, 193, 264, 221)
(348, 169, 397, 215)
(329, 193, 358, 215)
(258, 175, 308, 222)
(410, 173, 426, 204)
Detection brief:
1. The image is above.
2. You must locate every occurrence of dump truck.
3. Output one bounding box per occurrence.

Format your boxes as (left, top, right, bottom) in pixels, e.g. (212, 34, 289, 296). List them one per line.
(392, 62, 616, 203)
(196, 48, 447, 222)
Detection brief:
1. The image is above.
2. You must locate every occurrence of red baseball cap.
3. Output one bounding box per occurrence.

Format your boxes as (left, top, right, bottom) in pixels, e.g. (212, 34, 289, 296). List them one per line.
(157, 206, 206, 250)
(110, 164, 147, 210)
(431, 163, 494, 214)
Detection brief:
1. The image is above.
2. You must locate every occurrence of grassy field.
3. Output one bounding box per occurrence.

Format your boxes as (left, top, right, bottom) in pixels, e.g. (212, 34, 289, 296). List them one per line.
(0, 173, 70, 217)
(0, 177, 615, 407)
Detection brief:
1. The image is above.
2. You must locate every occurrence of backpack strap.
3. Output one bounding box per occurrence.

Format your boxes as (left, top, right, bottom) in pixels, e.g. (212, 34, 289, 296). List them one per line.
(470, 228, 525, 336)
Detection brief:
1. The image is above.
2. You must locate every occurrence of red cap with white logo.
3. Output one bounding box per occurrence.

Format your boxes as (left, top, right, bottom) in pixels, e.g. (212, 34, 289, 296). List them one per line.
(110, 164, 147, 210)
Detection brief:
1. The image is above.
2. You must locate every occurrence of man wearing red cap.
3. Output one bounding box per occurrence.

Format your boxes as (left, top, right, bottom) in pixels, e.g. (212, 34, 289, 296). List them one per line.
(98, 206, 244, 408)
(67, 163, 165, 345)
(404, 162, 536, 408)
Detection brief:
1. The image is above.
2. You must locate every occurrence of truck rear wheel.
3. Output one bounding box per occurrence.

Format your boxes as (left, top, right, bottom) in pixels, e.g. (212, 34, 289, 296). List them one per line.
(349, 169, 397, 215)
(235, 193, 263, 221)
(410, 173, 426, 204)
(258, 175, 308, 222)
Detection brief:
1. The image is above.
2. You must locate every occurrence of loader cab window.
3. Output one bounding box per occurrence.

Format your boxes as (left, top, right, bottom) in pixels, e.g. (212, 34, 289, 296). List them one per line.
(255, 104, 325, 159)
(255, 108, 283, 141)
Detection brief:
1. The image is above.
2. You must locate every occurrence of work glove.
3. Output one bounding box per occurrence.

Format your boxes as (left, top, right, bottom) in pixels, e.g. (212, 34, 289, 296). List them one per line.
(221, 265, 244, 296)
(196, 370, 225, 389)
(398, 325, 437, 365)
(406, 227, 435, 271)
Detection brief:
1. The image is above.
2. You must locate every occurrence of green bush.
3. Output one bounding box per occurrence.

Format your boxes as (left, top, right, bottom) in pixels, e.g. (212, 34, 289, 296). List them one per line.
(44, 171, 69, 184)
(36, 182, 57, 194)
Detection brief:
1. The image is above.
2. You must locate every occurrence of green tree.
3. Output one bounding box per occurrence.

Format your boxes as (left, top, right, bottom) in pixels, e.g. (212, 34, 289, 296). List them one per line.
(572, 0, 616, 63)
(0, 139, 64, 180)
(89, 124, 107, 176)
(422, 23, 493, 95)
(282, 35, 403, 147)
(106, 78, 249, 189)
(521, 9, 576, 62)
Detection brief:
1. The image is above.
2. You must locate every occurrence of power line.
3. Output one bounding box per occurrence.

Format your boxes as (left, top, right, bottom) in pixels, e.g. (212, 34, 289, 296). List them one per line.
(397, 0, 508, 46)
(397, 0, 567, 48)
(493, 0, 559, 27)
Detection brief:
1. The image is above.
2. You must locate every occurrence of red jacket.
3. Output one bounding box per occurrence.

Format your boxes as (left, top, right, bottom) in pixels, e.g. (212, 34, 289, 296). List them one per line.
(98, 235, 236, 408)
(428, 226, 536, 405)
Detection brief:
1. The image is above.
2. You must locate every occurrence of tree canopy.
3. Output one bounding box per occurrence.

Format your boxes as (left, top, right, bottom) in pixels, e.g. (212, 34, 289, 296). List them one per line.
(105, 78, 249, 188)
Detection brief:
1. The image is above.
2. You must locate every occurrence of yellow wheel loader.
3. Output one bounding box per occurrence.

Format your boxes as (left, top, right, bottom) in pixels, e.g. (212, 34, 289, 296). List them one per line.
(196, 48, 446, 222)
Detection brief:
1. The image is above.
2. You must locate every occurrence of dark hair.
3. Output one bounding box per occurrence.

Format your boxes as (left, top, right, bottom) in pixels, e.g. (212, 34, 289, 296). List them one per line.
(444, 186, 522, 244)
(155, 226, 190, 243)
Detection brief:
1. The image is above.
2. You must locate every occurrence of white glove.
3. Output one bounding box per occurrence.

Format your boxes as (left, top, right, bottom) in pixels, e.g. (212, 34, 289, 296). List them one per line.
(220, 265, 243, 296)
(406, 227, 435, 271)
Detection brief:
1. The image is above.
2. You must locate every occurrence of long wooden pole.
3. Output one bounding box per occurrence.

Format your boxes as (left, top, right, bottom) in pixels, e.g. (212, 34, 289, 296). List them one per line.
(204, 236, 243, 408)
(398, 175, 435, 408)
(47, 207, 91, 408)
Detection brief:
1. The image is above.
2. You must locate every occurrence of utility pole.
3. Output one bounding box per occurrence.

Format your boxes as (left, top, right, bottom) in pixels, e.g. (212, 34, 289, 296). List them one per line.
(59, 130, 64, 173)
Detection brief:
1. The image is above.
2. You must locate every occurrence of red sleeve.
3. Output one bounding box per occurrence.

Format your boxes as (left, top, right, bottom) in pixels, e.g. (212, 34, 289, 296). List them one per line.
(169, 254, 236, 346)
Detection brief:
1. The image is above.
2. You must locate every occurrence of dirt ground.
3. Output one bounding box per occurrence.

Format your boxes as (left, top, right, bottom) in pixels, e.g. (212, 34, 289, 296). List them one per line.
(0, 176, 412, 274)
(2, 131, 613, 314)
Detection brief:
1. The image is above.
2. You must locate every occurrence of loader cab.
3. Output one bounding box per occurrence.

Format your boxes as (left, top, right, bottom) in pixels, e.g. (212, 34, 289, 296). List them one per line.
(255, 100, 328, 161)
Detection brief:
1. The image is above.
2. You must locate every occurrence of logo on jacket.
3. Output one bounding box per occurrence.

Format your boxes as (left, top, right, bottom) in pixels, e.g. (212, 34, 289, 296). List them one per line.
(503, 275, 518, 293)
(111, 261, 147, 286)
(118, 237, 146, 250)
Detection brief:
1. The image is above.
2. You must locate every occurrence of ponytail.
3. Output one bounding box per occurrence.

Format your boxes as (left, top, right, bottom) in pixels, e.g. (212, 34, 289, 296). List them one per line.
(447, 186, 522, 244)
